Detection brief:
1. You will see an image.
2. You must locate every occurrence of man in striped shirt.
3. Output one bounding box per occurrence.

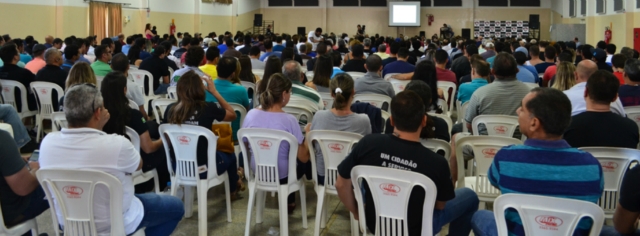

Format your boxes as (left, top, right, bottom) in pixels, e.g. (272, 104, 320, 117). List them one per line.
(471, 88, 604, 236)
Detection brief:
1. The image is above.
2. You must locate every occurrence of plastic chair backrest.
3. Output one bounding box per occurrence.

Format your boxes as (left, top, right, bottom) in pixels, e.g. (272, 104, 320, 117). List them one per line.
(237, 128, 299, 190)
(168, 67, 174, 79)
(350, 166, 437, 236)
(383, 73, 400, 81)
(625, 105, 640, 135)
(472, 115, 520, 138)
(1, 79, 30, 114)
(455, 136, 523, 189)
(523, 82, 539, 89)
(252, 69, 264, 79)
(283, 103, 315, 129)
(346, 72, 366, 79)
(318, 92, 334, 110)
(578, 147, 640, 215)
(0, 195, 38, 235)
(353, 94, 392, 112)
(36, 169, 129, 236)
(380, 110, 390, 133)
(167, 86, 177, 100)
(388, 78, 410, 94)
(129, 70, 155, 96)
(429, 113, 452, 134)
(159, 124, 219, 185)
(457, 100, 469, 124)
(289, 96, 319, 112)
(494, 194, 605, 236)
(306, 71, 314, 80)
(51, 112, 68, 132)
(437, 81, 457, 115)
(151, 98, 175, 123)
(128, 99, 139, 110)
(307, 131, 362, 194)
(420, 138, 451, 161)
(230, 103, 247, 128)
(95, 76, 105, 90)
(31, 81, 64, 116)
(125, 126, 140, 152)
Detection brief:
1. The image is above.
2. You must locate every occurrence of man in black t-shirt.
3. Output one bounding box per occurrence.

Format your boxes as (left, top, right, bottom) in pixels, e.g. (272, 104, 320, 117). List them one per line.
(139, 46, 170, 95)
(564, 70, 639, 149)
(600, 165, 640, 235)
(336, 91, 479, 236)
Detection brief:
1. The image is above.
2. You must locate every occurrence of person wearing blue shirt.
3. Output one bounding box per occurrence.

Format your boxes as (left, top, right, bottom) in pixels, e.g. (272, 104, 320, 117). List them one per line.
(122, 36, 134, 55)
(330, 51, 344, 78)
(471, 88, 604, 236)
(382, 48, 415, 77)
(457, 60, 490, 104)
(259, 40, 281, 62)
(514, 52, 537, 83)
(217, 42, 228, 54)
(272, 36, 285, 52)
(208, 57, 250, 141)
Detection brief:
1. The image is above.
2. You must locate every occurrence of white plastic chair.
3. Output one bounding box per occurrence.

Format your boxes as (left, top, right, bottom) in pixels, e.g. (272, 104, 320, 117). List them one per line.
(0, 198, 38, 236)
(159, 124, 232, 235)
(127, 126, 160, 194)
(241, 81, 257, 108)
(0, 123, 13, 137)
(318, 92, 334, 110)
(151, 98, 175, 123)
(306, 71, 314, 80)
(494, 194, 605, 236)
(346, 72, 366, 79)
(95, 76, 105, 90)
(437, 81, 457, 117)
(388, 78, 410, 94)
(51, 112, 67, 132)
(472, 115, 523, 141)
(289, 96, 319, 112)
(237, 128, 308, 236)
(383, 73, 400, 81)
(128, 99, 139, 110)
(168, 67, 174, 79)
(130, 70, 162, 112)
(579, 147, 640, 220)
(252, 69, 265, 79)
(455, 136, 523, 208)
(625, 106, 640, 139)
(167, 86, 177, 100)
(430, 112, 453, 134)
(307, 131, 362, 236)
(380, 110, 390, 133)
(0, 79, 38, 119)
(421, 138, 451, 161)
(31, 81, 64, 142)
(283, 102, 315, 131)
(36, 169, 145, 236)
(350, 166, 438, 236)
(353, 94, 392, 112)
(523, 82, 539, 89)
(457, 101, 470, 132)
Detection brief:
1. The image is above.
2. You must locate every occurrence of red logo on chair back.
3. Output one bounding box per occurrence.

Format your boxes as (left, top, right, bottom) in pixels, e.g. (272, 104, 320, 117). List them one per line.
(481, 148, 498, 158)
(323, 101, 328, 107)
(601, 162, 618, 172)
(398, 85, 405, 90)
(135, 74, 142, 80)
(328, 143, 344, 153)
(3, 87, 9, 92)
(40, 88, 47, 94)
(63, 186, 83, 198)
(258, 140, 272, 150)
(493, 126, 507, 134)
(177, 136, 191, 145)
(535, 215, 563, 229)
(379, 183, 401, 196)
(633, 115, 640, 122)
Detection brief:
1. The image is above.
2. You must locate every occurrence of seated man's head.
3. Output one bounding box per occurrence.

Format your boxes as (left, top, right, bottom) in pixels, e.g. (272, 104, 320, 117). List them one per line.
(206, 46, 220, 63)
(611, 54, 627, 71)
(44, 48, 63, 67)
(282, 60, 303, 83)
(185, 46, 205, 67)
(111, 53, 129, 73)
(364, 54, 382, 73)
(217, 57, 237, 80)
(585, 70, 620, 106)
(517, 87, 572, 139)
(492, 52, 518, 79)
(624, 59, 640, 84)
(390, 90, 426, 133)
(64, 45, 80, 63)
(351, 44, 364, 59)
(64, 83, 107, 129)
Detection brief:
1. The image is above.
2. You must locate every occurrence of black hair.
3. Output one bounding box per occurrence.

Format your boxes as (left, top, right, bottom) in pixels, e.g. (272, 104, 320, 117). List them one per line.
(365, 54, 382, 72)
(526, 88, 572, 136)
(152, 45, 165, 56)
(412, 60, 439, 109)
(205, 46, 220, 61)
(217, 57, 237, 78)
(606, 44, 617, 54)
(558, 51, 573, 63)
(612, 54, 627, 69)
(94, 45, 109, 59)
(64, 45, 79, 60)
(390, 91, 425, 132)
(225, 37, 234, 47)
(249, 46, 260, 56)
(181, 36, 192, 47)
(434, 50, 448, 64)
(189, 38, 199, 46)
(0, 43, 18, 64)
(127, 46, 141, 64)
(111, 53, 129, 72)
(264, 39, 273, 50)
(281, 48, 295, 61)
(101, 38, 114, 46)
(624, 59, 640, 82)
(596, 41, 607, 50)
(581, 45, 594, 60)
(493, 52, 518, 78)
(330, 51, 342, 67)
(465, 44, 478, 56)
(101, 71, 130, 136)
(587, 70, 620, 104)
(160, 41, 173, 53)
(352, 44, 364, 58)
(544, 46, 557, 60)
(397, 48, 409, 58)
(514, 51, 527, 65)
(389, 42, 400, 54)
(185, 46, 204, 67)
(53, 38, 63, 45)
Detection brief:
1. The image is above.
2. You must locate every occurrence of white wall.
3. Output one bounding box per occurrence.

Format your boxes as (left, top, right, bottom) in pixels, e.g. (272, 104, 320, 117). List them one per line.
(262, 0, 552, 8)
(239, 0, 260, 14)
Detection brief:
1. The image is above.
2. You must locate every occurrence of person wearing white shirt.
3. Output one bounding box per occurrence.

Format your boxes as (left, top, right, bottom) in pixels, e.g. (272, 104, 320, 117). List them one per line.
(605, 44, 616, 66)
(38, 84, 184, 236)
(564, 60, 626, 116)
(307, 28, 324, 51)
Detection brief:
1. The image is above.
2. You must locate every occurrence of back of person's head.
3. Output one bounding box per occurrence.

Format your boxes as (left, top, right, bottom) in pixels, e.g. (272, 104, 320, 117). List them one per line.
(316, 42, 328, 55)
(64, 83, 103, 127)
(217, 57, 237, 79)
(472, 59, 491, 78)
(625, 59, 640, 82)
(465, 44, 478, 56)
(264, 39, 273, 50)
(544, 46, 557, 60)
(587, 70, 619, 105)
(514, 51, 528, 65)
(258, 56, 283, 93)
(612, 54, 627, 69)
(300, 44, 307, 54)
(281, 48, 295, 61)
(66, 62, 96, 89)
(390, 91, 425, 132)
(259, 73, 292, 110)
(313, 54, 333, 86)
(181, 36, 192, 47)
(557, 51, 573, 63)
(248, 46, 260, 56)
(352, 44, 364, 58)
(169, 70, 206, 124)
(127, 45, 141, 64)
(282, 60, 302, 82)
(493, 52, 518, 78)
(238, 55, 254, 82)
(377, 44, 387, 53)
(100, 71, 129, 135)
(134, 38, 146, 48)
(434, 50, 448, 64)
(330, 73, 355, 109)
(525, 88, 572, 137)
(185, 46, 204, 67)
(64, 44, 79, 60)
(552, 62, 576, 91)
(189, 38, 199, 47)
(581, 45, 594, 60)
(101, 38, 114, 47)
(412, 60, 439, 108)
(597, 41, 607, 50)
(389, 42, 400, 55)
(111, 53, 129, 72)
(620, 47, 634, 59)
(0, 43, 18, 64)
(365, 54, 382, 72)
(160, 41, 173, 53)
(152, 46, 165, 57)
(205, 46, 220, 62)
(126, 36, 135, 45)
(397, 47, 409, 59)
(43, 48, 60, 64)
(606, 44, 617, 54)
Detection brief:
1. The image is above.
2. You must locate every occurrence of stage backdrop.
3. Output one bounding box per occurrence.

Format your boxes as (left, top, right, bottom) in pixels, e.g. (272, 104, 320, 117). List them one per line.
(474, 20, 530, 38)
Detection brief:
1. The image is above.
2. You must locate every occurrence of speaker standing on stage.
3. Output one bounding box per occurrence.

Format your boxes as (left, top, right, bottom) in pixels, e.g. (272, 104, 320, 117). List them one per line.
(357, 25, 366, 36)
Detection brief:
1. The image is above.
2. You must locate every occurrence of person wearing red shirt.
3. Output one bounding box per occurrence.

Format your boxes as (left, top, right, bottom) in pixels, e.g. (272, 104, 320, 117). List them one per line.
(612, 54, 627, 86)
(434, 50, 457, 85)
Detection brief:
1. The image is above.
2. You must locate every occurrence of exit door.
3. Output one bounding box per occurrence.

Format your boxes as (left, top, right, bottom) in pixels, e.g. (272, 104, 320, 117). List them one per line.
(635, 28, 640, 52)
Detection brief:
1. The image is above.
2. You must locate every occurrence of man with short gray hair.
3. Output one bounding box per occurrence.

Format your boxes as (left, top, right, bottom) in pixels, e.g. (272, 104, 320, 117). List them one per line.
(35, 48, 68, 110)
(39, 81, 185, 236)
(283, 60, 323, 108)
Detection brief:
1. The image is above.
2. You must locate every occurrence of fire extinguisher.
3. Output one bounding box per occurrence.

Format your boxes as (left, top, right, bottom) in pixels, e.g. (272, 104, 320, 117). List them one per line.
(604, 26, 612, 44)
(427, 14, 434, 26)
(170, 19, 176, 36)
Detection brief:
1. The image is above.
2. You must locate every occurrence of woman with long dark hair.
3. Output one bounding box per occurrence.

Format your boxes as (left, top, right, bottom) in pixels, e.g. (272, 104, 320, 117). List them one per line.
(238, 55, 258, 83)
(145, 23, 155, 40)
(412, 60, 441, 110)
(127, 45, 142, 67)
(257, 55, 282, 94)
(306, 54, 332, 92)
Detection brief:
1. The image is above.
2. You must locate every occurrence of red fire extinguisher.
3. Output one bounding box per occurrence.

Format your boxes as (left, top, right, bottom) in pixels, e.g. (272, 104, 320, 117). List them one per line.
(170, 19, 176, 36)
(605, 26, 612, 44)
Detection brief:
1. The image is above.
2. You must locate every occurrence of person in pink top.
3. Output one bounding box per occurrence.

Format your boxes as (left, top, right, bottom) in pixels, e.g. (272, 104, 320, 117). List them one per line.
(24, 44, 47, 74)
(145, 23, 155, 40)
(434, 50, 457, 85)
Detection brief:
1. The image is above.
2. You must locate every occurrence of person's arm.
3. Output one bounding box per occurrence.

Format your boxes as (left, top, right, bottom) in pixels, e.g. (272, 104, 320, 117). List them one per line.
(138, 105, 150, 121)
(613, 203, 640, 234)
(449, 133, 459, 186)
(435, 201, 447, 210)
(203, 77, 236, 122)
(162, 75, 170, 84)
(336, 175, 359, 220)
(5, 162, 40, 196)
(391, 72, 414, 80)
(140, 131, 163, 154)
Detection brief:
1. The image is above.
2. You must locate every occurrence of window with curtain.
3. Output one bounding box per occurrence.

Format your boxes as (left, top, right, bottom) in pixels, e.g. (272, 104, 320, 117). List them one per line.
(89, 2, 122, 40)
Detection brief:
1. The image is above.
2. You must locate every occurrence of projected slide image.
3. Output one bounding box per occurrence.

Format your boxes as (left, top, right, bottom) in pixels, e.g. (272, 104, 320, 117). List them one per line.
(393, 6, 417, 23)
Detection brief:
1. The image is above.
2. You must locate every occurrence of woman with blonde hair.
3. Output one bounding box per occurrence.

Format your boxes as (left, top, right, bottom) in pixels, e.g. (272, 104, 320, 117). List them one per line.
(551, 61, 576, 91)
(65, 62, 97, 89)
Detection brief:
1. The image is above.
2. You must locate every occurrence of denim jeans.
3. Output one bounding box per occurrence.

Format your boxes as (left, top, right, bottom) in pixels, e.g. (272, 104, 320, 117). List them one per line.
(133, 193, 184, 236)
(471, 210, 498, 236)
(0, 104, 31, 148)
(154, 84, 170, 95)
(432, 188, 479, 235)
(600, 226, 640, 236)
(9, 186, 49, 234)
